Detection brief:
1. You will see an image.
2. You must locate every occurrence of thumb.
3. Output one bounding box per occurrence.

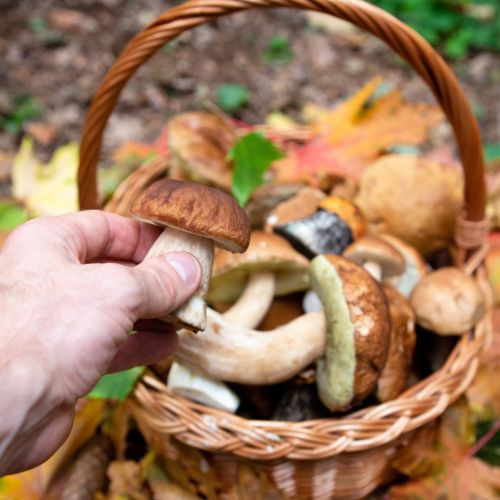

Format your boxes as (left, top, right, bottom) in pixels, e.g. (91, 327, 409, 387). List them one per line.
(130, 252, 202, 319)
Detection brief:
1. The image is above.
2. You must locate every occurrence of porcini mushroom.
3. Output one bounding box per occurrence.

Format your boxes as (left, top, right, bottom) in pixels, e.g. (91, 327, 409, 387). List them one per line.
(167, 362, 240, 413)
(376, 285, 416, 402)
(131, 179, 251, 332)
(378, 233, 428, 298)
(174, 308, 326, 385)
(273, 196, 365, 259)
(245, 182, 304, 229)
(264, 187, 326, 233)
(343, 236, 405, 282)
(309, 255, 391, 412)
(410, 267, 486, 335)
(354, 155, 463, 255)
(208, 232, 310, 328)
(168, 112, 235, 192)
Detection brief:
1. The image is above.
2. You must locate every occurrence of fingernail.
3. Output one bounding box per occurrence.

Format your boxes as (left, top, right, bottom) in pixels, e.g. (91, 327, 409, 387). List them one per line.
(165, 252, 200, 287)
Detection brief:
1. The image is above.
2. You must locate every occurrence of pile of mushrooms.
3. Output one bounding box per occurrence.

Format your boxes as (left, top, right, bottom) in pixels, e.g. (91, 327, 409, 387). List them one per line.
(129, 168, 487, 418)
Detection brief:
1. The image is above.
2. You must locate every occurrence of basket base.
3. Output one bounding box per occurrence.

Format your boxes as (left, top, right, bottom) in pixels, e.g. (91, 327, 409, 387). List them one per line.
(133, 408, 407, 500)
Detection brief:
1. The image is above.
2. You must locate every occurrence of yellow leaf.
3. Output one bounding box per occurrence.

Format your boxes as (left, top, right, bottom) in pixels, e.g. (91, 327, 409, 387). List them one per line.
(12, 137, 79, 217)
(272, 78, 444, 185)
(265, 112, 298, 130)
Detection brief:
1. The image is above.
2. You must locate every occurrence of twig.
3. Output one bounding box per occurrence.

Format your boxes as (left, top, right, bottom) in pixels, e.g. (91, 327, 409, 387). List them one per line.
(466, 419, 500, 458)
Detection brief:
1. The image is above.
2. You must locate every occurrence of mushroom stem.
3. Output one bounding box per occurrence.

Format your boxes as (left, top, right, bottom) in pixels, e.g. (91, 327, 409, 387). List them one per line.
(167, 362, 240, 413)
(222, 272, 275, 328)
(303, 289, 324, 313)
(363, 260, 382, 281)
(144, 227, 215, 332)
(175, 308, 326, 385)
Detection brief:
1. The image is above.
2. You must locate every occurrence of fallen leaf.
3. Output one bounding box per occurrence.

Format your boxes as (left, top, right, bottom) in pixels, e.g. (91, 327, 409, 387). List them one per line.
(229, 132, 284, 206)
(485, 234, 500, 306)
(145, 458, 199, 500)
(106, 461, 149, 500)
(271, 78, 444, 185)
(466, 307, 500, 417)
(387, 399, 500, 500)
(12, 137, 79, 217)
(101, 403, 131, 461)
(86, 367, 145, 402)
(25, 122, 58, 146)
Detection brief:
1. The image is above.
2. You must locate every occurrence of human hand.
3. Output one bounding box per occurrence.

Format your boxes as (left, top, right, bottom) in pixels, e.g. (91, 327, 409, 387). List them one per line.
(0, 210, 202, 476)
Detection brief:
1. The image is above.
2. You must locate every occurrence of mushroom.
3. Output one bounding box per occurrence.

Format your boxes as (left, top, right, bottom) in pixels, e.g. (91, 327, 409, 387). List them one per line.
(410, 267, 486, 335)
(208, 232, 310, 328)
(378, 233, 428, 298)
(264, 187, 326, 233)
(131, 179, 251, 332)
(167, 362, 240, 413)
(273, 196, 365, 259)
(343, 235, 405, 282)
(309, 255, 391, 412)
(168, 112, 235, 192)
(302, 289, 324, 313)
(354, 154, 463, 255)
(245, 182, 304, 229)
(258, 293, 303, 331)
(376, 285, 416, 402)
(174, 308, 326, 385)
(318, 195, 366, 240)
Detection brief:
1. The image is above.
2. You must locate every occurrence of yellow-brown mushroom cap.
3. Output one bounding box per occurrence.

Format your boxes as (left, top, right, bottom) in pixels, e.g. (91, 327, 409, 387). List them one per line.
(131, 178, 251, 253)
(209, 231, 310, 302)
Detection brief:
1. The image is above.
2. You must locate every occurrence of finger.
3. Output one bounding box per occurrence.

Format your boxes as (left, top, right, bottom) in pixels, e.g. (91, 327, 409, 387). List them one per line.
(128, 252, 202, 319)
(6, 211, 162, 264)
(106, 330, 179, 374)
(133, 319, 176, 332)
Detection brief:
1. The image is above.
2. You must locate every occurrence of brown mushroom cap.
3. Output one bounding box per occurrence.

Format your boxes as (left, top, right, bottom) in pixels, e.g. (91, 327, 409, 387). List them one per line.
(310, 255, 391, 411)
(410, 267, 486, 335)
(168, 112, 235, 192)
(354, 155, 463, 255)
(208, 231, 310, 303)
(131, 178, 251, 253)
(377, 285, 416, 402)
(264, 187, 325, 233)
(378, 234, 428, 296)
(343, 236, 405, 278)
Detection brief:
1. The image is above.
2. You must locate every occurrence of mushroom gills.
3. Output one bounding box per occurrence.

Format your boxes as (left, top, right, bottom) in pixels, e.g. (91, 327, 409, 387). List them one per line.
(167, 362, 240, 413)
(222, 272, 276, 328)
(311, 255, 356, 411)
(145, 227, 215, 332)
(273, 210, 353, 259)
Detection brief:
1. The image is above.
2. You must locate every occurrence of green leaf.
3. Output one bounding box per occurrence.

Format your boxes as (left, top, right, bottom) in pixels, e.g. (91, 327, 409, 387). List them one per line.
(262, 35, 294, 66)
(229, 132, 284, 207)
(475, 419, 500, 466)
(86, 366, 145, 402)
(216, 83, 250, 111)
(0, 202, 28, 231)
(484, 143, 500, 161)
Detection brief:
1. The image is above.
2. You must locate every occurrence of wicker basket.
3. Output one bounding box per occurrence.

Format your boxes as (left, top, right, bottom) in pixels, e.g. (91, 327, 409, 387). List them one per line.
(77, 1, 493, 498)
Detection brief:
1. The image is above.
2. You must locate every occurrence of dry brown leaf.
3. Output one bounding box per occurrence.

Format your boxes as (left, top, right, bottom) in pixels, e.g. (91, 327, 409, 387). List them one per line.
(271, 78, 444, 185)
(107, 461, 150, 500)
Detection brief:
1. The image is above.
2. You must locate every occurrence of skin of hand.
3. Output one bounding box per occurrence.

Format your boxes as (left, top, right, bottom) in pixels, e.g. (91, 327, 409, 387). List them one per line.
(0, 210, 202, 476)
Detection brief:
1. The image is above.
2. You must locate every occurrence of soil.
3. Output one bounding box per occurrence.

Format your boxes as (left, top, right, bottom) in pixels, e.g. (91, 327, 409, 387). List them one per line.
(1, 0, 499, 166)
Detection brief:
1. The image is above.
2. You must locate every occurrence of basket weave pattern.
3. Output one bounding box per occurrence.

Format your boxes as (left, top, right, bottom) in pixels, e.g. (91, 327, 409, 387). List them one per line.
(77, 0, 491, 497)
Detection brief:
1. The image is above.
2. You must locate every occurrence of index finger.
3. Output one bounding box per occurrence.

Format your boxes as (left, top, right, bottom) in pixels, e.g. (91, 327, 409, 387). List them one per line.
(32, 210, 161, 263)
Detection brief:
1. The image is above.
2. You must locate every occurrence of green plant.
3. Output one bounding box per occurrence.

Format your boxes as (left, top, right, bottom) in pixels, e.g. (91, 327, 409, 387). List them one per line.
(216, 83, 250, 111)
(0, 95, 43, 134)
(367, 0, 500, 58)
(262, 35, 294, 66)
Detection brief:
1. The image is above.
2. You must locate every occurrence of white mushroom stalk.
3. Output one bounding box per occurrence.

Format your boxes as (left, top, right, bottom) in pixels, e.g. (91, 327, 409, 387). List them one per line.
(175, 308, 326, 385)
(167, 362, 240, 413)
(362, 260, 382, 281)
(303, 289, 324, 313)
(222, 272, 275, 328)
(144, 227, 214, 332)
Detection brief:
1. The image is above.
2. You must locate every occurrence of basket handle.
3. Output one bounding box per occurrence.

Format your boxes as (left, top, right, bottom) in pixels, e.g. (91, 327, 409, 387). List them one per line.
(78, 0, 486, 225)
